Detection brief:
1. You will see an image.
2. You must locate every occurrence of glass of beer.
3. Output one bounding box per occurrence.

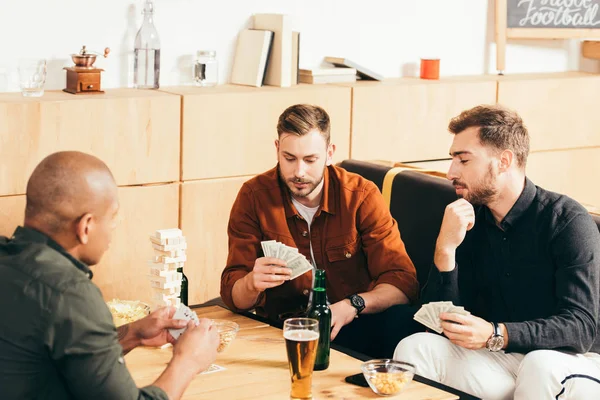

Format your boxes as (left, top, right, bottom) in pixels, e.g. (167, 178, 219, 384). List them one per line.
(283, 318, 319, 400)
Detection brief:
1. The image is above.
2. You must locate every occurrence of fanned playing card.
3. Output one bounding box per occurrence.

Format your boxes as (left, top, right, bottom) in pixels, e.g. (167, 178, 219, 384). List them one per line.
(169, 304, 200, 340)
(413, 301, 471, 334)
(260, 240, 312, 280)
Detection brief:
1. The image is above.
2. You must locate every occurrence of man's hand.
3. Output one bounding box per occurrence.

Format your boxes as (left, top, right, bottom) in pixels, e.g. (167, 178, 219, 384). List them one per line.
(434, 199, 475, 271)
(439, 312, 493, 350)
(173, 319, 219, 374)
(330, 299, 357, 340)
(131, 306, 188, 347)
(245, 257, 291, 293)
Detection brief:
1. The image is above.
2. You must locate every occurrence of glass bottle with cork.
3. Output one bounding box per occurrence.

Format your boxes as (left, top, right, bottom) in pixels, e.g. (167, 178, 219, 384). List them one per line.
(134, 0, 160, 89)
(306, 269, 331, 370)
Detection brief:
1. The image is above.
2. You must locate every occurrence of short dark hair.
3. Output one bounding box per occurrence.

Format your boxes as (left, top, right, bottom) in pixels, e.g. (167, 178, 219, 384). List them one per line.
(277, 104, 331, 144)
(448, 105, 530, 168)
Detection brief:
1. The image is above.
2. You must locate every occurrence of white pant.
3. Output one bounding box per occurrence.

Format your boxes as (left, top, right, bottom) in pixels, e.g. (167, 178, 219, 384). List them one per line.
(393, 333, 600, 400)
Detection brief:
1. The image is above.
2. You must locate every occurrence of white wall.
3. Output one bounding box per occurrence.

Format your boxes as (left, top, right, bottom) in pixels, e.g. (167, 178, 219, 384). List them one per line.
(0, 0, 598, 92)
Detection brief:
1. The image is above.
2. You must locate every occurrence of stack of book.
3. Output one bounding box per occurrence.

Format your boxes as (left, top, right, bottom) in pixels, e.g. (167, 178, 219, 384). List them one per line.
(298, 68, 357, 84)
(148, 228, 187, 309)
(230, 14, 300, 88)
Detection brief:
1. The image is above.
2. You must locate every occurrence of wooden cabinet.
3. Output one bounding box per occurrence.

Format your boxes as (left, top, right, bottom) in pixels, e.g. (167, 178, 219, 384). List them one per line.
(0, 195, 25, 237)
(92, 183, 180, 304)
(161, 85, 351, 181)
(348, 77, 497, 162)
(497, 72, 600, 152)
(0, 89, 180, 196)
(180, 176, 253, 305)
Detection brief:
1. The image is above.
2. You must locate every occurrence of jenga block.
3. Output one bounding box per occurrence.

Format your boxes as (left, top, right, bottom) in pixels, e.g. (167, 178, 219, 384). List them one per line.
(150, 278, 182, 290)
(150, 236, 187, 246)
(151, 285, 182, 296)
(152, 292, 180, 302)
(154, 228, 183, 239)
(148, 261, 184, 271)
(153, 248, 186, 258)
(152, 297, 181, 308)
(153, 254, 187, 264)
(149, 269, 180, 280)
(151, 242, 188, 252)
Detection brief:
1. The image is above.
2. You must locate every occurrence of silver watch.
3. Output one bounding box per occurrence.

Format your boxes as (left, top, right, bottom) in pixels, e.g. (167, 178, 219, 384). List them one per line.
(485, 322, 504, 352)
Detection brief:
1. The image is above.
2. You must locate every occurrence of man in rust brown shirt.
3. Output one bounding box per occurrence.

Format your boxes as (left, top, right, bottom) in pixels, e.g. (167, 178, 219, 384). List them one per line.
(221, 104, 421, 357)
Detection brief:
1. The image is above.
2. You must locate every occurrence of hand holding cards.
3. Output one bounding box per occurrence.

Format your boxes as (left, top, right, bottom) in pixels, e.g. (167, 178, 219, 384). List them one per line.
(261, 240, 312, 280)
(169, 304, 200, 340)
(413, 301, 470, 334)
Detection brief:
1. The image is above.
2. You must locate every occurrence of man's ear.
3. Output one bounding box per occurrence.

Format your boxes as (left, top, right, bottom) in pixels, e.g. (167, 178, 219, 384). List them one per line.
(326, 144, 336, 166)
(499, 149, 514, 172)
(75, 213, 93, 245)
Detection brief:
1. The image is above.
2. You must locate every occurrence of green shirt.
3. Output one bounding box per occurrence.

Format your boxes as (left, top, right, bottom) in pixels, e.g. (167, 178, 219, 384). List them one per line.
(0, 227, 168, 400)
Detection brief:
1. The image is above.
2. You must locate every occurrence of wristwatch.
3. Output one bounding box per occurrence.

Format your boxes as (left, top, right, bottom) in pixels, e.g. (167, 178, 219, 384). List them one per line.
(485, 322, 504, 352)
(347, 294, 365, 316)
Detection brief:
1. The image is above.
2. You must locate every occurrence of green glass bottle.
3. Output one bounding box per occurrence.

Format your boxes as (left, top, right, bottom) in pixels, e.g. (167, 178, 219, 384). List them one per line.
(307, 269, 331, 371)
(177, 266, 188, 306)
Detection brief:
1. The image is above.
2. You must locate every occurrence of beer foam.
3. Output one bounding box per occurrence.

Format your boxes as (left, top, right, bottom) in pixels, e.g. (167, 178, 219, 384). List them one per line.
(284, 330, 319, 341)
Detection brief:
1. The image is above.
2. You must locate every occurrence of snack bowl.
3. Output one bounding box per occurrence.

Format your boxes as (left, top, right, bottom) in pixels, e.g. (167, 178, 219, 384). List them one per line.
(106, 299, 151, 327)
(211, 319, 240, 352)
(361, 359, 415, 396)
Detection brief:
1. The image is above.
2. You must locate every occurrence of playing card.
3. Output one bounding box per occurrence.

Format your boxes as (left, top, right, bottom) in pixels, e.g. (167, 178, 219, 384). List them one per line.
(286, 254, 313, 280)
(278, 245, 299, 262)
(169, 304, 199, 340)
(200, 364, 226, 375)
(260, 240, 276, 257)
(413, 301, 469, 334)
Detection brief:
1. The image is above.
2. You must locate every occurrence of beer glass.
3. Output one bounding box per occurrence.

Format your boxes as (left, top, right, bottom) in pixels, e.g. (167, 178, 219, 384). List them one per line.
(283, 318, 319, 400)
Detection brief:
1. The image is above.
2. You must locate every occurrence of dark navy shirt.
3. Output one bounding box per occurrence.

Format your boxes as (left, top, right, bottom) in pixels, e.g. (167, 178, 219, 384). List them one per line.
(423, 178, 600, 354)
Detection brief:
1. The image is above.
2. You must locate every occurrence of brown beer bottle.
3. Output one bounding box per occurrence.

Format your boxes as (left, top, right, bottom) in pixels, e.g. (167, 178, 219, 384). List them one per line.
(306, 269, 331, 370)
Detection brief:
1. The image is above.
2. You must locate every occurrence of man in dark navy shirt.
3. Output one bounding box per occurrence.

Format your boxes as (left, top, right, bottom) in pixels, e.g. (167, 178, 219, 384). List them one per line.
(394, 105, 600, 400)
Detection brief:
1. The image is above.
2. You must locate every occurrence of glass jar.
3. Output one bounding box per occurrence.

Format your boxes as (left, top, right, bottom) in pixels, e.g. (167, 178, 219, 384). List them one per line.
(193, 50, 218, 87)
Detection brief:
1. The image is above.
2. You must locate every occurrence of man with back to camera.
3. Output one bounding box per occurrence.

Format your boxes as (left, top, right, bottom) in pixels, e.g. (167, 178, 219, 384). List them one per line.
(0, 151, 219, 400)
(394, 105, 600, 399)
(221, 104, 421, 357)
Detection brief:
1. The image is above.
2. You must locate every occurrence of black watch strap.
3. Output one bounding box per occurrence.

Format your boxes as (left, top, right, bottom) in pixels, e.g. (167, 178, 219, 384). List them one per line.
(347, 294, 365, 315)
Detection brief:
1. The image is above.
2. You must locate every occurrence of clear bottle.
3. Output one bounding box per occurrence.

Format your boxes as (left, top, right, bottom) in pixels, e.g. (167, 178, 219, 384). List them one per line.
(193, 50, 218, 87)
(134, 0, 160, 89)
(177, 266, 188, 306)
(306, 269, 331, 371)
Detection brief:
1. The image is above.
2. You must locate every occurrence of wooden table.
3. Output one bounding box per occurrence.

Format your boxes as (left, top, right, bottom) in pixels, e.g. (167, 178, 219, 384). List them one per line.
(127, 306, 459, 399)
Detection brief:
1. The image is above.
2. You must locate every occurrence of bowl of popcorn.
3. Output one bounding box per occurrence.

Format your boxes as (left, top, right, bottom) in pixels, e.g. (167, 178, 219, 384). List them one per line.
(211, 319, 239, 353)
(361, 359, 415, 396)
(106, 299, 151, 327)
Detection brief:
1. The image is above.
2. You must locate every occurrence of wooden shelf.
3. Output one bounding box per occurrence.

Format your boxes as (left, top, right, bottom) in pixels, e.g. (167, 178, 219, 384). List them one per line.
(0, 89, 181, 196)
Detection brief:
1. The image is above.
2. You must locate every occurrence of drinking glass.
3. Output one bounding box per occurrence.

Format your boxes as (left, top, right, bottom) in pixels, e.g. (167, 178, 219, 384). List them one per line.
(18, 59, 47, 97)
(283, 318, 319, 400)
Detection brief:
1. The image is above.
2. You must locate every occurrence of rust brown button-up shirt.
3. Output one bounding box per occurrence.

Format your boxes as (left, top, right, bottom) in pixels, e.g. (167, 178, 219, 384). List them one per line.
(221, 165, 419, 321)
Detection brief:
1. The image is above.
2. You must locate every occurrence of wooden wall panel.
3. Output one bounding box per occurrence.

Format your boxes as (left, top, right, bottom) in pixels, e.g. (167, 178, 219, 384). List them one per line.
(527, 148, 600, 208)
(93, 184, 180, 304)
(0, 89, 180, 196)
(350, 80, 496, 162)
(497, 74, 600, 151)
(164, 85, 351, 180)
(407, 150, 600, 208)
(0, 195, 25, 237)
(0, 184, 179, 304)
(181, 176, 253, 305)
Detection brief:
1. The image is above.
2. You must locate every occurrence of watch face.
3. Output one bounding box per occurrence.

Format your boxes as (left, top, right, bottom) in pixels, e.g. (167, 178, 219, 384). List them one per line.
(486, 336, 504, 352)
(351, 295, 365, 309)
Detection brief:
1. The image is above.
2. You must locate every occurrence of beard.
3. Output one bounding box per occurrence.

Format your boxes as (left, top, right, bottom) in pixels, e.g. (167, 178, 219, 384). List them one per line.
(278, 167, 325, 199)
(453, 163, 498, 206)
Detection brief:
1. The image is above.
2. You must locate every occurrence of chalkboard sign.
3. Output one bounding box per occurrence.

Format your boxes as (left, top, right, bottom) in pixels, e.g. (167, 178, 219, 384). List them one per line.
(508, 0, 600, 28)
